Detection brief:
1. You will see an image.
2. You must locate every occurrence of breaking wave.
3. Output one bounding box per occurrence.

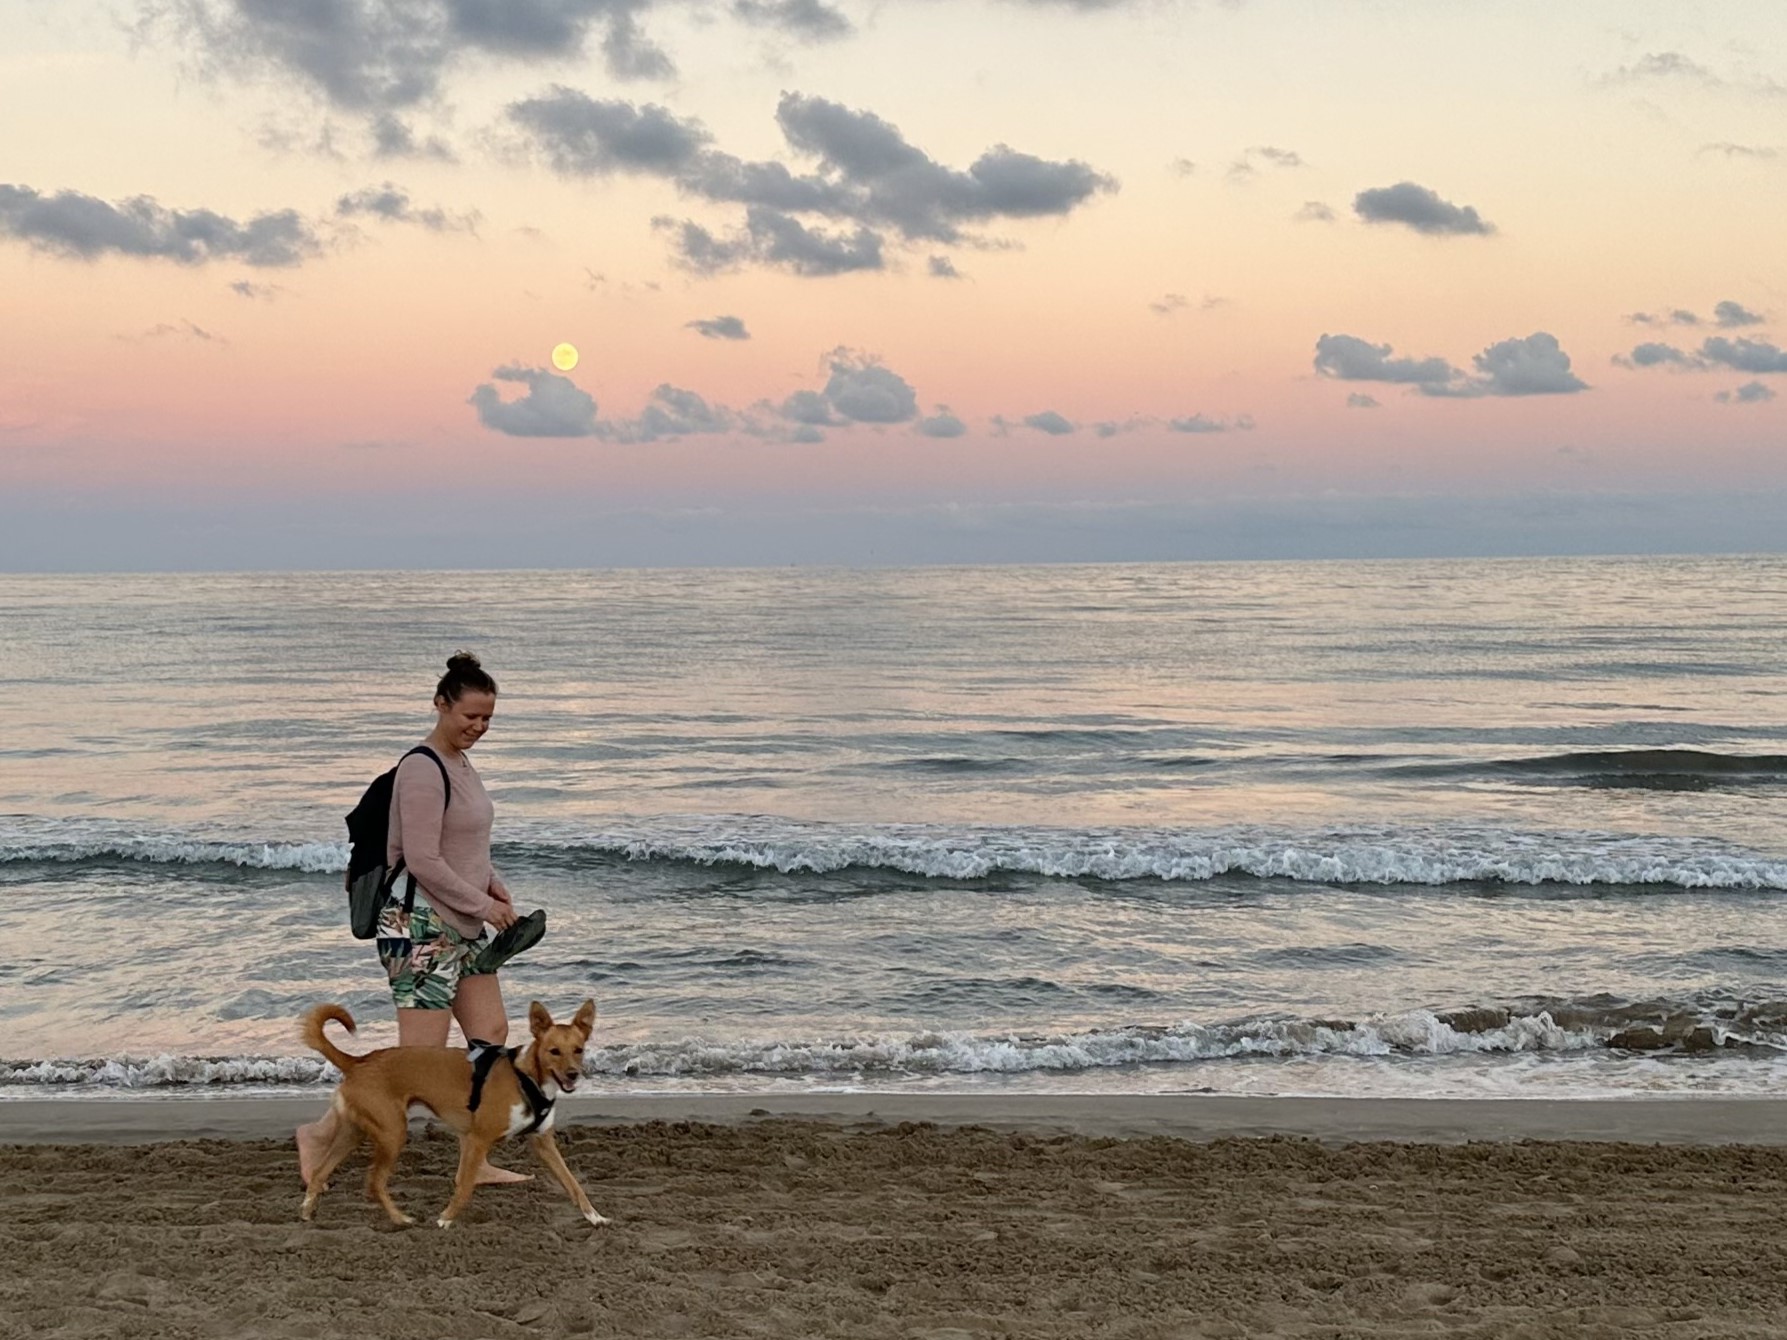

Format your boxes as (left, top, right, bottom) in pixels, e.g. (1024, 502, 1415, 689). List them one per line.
(6, 999, 1781, 1091)
(5, 815, 1785, 891)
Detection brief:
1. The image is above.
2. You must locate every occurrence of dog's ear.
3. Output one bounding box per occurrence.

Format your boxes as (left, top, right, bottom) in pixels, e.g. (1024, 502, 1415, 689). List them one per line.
(573, 998, 597, 1036)
(528, 1000, 552, 1037)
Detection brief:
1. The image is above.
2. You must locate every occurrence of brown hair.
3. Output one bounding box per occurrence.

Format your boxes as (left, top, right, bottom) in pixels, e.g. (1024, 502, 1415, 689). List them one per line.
(435, 651, 498, 703)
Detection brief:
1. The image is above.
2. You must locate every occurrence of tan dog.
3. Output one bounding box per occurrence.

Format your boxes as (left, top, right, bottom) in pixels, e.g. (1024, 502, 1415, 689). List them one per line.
(299, 999, 609, 1230)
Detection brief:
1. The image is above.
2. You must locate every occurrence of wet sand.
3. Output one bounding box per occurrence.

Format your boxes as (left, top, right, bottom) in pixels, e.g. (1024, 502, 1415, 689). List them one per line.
(4, 1096, 1786, 1338)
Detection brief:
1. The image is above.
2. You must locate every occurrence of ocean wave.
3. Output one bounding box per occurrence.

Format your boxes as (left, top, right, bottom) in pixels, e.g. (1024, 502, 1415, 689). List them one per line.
(6, 1002, 1780, 1090)
(1386, 748, 1787, 790)
(5, 815, 1787, 890)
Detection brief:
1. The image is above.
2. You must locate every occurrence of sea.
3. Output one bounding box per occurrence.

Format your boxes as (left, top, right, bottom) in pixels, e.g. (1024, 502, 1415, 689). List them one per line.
(2, 557, 1784, 1103)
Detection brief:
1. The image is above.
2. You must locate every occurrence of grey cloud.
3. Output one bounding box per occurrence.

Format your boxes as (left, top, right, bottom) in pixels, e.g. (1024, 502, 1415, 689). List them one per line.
(1168, 413, 1253, 433)
(770, 95, 1115, 241)
(1464, 332, 1587, 396)
(780, 390, 838, 426)
(928, 255, 962, 279)
(1022, 411, 1076, 435)
(658, 208, 884, 276)
(772, 352, 919, 429)
(1715, 300, 1765, 328)
(335, 182, 474, 231)
(1701, 336, 1787, 374)
(916, 409, 967, 438)
(1716, 381, 1777, 404)
(508, 87, 709, 175)
(1602, 52, 1721, 86)
(448, 0, 623, 57)
(687, 314, 750, 340)
(677, 150, 854, 216)
(1313, 333, 1461, 388)
(1294, 201, 1335, 223)
(1618, 342, 1692, 368)
(745, 205, 884, 275)
(120, 319, 224, 344)
(603, 383, 733, 441)
(152, 0, 667, 120)
(371, 113, 456, 161)
(599, 9, 675, 79)
(1699, 142, 1780, 159)
(517, 89, 1113, 273)
(1345, 393, 1380, 409)
(1316, 331, 1584, 397)
(1354, 182, 1494, 236)
(1627, 309, 1700, 327)
(1170, 158, 1197, 177)
(468, 364, 599, 436)
(229, 279, 281, 299)
(732, 0, 853, 40)
(968, 145, 1115, 219)
(1228, 145, 1304, 183)
(0, 184, 321, 267)
(1150, 293, 1188, 316)
(789, 424, 826, 444)
(652, 217, 748, 273)
(822, 353, 918, 423)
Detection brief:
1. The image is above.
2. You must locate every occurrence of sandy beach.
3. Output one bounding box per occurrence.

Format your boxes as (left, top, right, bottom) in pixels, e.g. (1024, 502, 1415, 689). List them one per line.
(5, 1096, 1786, 1339)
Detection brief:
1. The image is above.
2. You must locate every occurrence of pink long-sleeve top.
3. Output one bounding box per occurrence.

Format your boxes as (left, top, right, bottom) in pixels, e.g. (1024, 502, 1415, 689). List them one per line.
(386, 747, 500, 939)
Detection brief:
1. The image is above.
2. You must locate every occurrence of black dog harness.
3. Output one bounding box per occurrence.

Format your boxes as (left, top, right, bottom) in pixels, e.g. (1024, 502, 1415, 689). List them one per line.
(465, 1040, 555, 1137)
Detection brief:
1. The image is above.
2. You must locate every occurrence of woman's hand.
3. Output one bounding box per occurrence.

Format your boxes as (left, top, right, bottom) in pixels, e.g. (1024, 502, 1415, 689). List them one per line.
(487, 900, 520, 931)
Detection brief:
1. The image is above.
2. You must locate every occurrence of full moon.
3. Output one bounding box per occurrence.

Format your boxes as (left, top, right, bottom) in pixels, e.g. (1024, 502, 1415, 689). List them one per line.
(551, 342, 579, 371)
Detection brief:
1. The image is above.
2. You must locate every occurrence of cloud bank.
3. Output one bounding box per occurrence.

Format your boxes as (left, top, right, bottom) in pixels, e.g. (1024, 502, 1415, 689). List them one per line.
(1316, 332, 1587, 396)
(512, 87, 1116, 274)
(0, 184, 320, 266)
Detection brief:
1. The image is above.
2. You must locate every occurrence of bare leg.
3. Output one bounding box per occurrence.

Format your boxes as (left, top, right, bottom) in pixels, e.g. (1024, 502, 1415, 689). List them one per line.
(395, 1007, 454, 1048)
(451, 973, 530, 1185)
(299, 1107, 364, 1221)
(296, 1108, 340, 1187)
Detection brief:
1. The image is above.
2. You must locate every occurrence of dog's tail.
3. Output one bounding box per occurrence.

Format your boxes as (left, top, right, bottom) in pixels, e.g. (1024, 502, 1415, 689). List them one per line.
(302, 1004, 364, 1073)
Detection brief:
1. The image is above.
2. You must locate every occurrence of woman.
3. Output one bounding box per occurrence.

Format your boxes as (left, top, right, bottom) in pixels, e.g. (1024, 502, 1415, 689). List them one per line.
(297, 652, 540, 1186)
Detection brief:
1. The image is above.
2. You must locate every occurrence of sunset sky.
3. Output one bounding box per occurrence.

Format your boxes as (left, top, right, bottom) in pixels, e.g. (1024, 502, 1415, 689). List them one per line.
(2, 0, 1783, 569)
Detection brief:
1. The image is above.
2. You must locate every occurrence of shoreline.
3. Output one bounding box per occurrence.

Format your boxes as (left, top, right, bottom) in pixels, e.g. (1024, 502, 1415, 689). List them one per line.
(4, 1091, 1785, 1146)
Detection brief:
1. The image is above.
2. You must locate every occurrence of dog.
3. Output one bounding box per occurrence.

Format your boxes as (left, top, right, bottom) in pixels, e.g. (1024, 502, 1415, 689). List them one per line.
(299, 999, 609, 1230)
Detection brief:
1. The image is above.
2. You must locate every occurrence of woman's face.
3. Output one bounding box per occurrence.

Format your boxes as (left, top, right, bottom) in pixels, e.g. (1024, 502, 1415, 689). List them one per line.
(436, 690, 496, 751)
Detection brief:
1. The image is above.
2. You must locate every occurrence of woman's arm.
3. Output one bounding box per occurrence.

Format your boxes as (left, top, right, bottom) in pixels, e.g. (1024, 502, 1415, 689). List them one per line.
(395, 754, 501, 922)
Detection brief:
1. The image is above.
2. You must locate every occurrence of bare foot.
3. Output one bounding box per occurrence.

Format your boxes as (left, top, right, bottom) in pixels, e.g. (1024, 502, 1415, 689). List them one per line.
(295, 1118, 332, 1187)
(476, 1162, 532, 1186)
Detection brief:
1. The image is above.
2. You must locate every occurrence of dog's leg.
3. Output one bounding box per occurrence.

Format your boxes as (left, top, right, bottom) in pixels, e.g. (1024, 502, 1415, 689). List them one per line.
(361, 1112, 414, 1227)
(299, 1116, 364, 1222)
(437, 1135, 494, 1229)
(530, 1133, 610, 1227)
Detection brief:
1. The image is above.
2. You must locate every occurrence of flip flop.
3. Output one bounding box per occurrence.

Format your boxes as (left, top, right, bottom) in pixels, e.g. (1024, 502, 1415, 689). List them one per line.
(479, 909, 546, 972)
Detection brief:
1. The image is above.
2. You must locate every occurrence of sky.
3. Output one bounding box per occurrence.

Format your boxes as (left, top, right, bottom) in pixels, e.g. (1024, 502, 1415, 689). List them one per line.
(1, 0, 1784, 570)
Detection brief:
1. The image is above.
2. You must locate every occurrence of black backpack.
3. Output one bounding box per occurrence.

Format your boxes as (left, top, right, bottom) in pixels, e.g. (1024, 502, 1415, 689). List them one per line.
(344, 746, 450, 939)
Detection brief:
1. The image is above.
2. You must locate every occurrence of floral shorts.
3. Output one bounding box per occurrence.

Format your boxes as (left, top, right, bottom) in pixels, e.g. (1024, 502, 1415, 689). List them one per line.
(375, 891, 494, 1011)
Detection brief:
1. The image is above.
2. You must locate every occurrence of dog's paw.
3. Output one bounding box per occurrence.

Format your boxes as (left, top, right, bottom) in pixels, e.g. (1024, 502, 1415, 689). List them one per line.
(436, 1216, 457, 1230)
(584, 1209, 611, 1227)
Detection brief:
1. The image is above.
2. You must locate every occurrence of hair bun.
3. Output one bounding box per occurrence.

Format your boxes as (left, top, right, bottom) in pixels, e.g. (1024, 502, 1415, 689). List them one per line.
(446, 651, 482, 671)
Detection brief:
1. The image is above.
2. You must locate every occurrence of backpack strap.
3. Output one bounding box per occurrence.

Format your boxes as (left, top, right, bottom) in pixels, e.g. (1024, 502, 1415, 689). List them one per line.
(393, 746, 453, 919)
